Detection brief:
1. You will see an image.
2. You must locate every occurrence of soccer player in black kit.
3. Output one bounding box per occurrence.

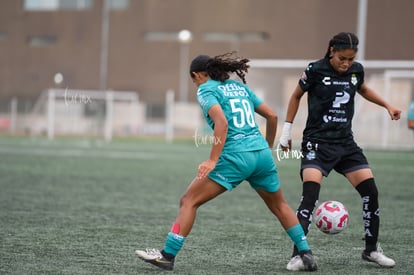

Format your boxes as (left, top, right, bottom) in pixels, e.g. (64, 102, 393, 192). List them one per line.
(279, 32, 401, 271)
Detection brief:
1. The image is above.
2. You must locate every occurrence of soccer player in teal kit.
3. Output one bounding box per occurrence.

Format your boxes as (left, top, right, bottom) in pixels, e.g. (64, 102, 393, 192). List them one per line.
(135, 52, 317, 271)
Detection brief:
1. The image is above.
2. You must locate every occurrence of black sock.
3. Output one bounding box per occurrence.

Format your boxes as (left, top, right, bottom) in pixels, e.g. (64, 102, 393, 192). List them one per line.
(292, 181, 320, 256)
(161, 250, 175, 261)
(355, 178, 379, 253)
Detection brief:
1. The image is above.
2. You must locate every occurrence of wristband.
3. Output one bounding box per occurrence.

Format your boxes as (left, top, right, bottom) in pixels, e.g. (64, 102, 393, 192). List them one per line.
(279, 122, 292, 147)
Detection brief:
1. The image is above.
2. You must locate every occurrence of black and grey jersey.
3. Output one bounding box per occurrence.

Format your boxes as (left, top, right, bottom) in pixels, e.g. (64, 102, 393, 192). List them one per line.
(298, 57, 364, 143)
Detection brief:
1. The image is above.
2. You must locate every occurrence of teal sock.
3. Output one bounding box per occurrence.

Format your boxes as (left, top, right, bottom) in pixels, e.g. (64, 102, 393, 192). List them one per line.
(286, 224, 310, 252)
(163, 232, 186, 257)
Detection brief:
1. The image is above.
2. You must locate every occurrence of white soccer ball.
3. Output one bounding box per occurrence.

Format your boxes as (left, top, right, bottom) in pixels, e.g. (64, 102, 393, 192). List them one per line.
(314, 200, 349, 234)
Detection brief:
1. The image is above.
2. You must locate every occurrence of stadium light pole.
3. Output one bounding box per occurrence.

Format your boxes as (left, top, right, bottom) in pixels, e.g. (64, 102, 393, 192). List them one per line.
(356, 0, 368, 61)
(100, 0, 110, 92)
(178, 29, 192, 102)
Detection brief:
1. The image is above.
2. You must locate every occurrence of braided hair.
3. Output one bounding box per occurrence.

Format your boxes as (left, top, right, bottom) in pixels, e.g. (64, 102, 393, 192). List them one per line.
(324, 32, 359, 58)
(189, 52, 250, 84)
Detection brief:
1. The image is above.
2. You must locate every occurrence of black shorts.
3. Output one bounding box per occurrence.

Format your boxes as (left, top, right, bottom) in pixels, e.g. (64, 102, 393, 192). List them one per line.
(300, 139, 370, 177)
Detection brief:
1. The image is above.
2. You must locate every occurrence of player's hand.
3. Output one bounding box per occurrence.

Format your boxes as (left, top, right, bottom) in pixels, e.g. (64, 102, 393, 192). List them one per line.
(387, 106, 401, 120)
(280, 140, 292, 152)
(279, 122, 292, 151)
(197, 159, 217, 179)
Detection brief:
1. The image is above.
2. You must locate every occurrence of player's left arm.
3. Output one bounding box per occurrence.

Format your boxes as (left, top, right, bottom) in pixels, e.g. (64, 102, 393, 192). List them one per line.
(255, 102, 278, 149)
(358, 83, 401, 120)
(197, 104, 228, 179)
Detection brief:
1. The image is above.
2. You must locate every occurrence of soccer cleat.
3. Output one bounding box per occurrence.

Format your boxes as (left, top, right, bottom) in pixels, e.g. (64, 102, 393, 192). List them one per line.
(286, 251, 317, 272)
(362, 244, 395, 268)
(135, 248, 174, 271)
(300, 250, 318, 271)
(286, 255, 305, 271)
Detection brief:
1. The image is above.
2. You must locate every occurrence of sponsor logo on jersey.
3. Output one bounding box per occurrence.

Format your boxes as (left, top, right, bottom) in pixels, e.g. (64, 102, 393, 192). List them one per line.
(332, 91, 350, 108)
(218, 83, 249, 97)
(197, 93, 209, 108)
(323, 115, 347, 123)
(332, 81, 349, 85)
(322, 77, 331, 85)
(322, 77, 350, 86)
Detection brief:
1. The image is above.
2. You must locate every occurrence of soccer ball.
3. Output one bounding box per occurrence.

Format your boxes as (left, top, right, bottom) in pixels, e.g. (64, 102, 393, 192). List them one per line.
(314, 201, 349, 234)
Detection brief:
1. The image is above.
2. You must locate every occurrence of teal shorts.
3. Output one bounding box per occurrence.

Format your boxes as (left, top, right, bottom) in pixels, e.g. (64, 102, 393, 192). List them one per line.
(208, 148, 280, 192)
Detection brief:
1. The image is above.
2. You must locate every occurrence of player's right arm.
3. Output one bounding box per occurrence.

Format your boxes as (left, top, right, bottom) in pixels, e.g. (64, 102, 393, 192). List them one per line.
(280, 84, 305, 151)
(197, 104, 228, 179)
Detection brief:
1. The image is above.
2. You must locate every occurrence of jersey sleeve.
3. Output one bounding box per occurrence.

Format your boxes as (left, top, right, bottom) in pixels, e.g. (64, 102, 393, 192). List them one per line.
(197, 87, 219, 117)
(356, 62, 365, 90)
(245, 85, 263, 108)
(299, 62, 316, 92)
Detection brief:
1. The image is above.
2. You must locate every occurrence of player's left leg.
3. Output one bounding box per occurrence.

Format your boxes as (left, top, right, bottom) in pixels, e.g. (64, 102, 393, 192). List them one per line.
(250, 148, 318, 271)
(346, 168, 395, 268)
(256, 188, 317, 272)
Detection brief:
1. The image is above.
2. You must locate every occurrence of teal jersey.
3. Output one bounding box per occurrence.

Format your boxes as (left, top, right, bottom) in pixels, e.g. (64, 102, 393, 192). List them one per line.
(197, 79, 269, 153)
(408, 101, 414, 120)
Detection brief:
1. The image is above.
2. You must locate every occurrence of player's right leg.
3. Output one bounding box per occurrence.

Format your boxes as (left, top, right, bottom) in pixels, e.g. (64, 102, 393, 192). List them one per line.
(135, 177, 227, 271)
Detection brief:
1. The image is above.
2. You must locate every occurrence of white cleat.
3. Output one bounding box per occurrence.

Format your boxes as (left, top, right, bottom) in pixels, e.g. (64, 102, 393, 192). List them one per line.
(135, 248, 174, 270)
(362, 244, 395, 268)
(286, 255, 305, 271)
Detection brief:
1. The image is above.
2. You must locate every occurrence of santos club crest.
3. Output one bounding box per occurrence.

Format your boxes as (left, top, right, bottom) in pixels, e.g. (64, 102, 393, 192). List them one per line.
(351, 74, 358, 86)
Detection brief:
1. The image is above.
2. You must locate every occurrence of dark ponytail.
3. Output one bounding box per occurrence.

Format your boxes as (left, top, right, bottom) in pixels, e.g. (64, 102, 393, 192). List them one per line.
(189, 52, 250, 84)
(324, 32, 359, 58)
(207, 52, 250, 84)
